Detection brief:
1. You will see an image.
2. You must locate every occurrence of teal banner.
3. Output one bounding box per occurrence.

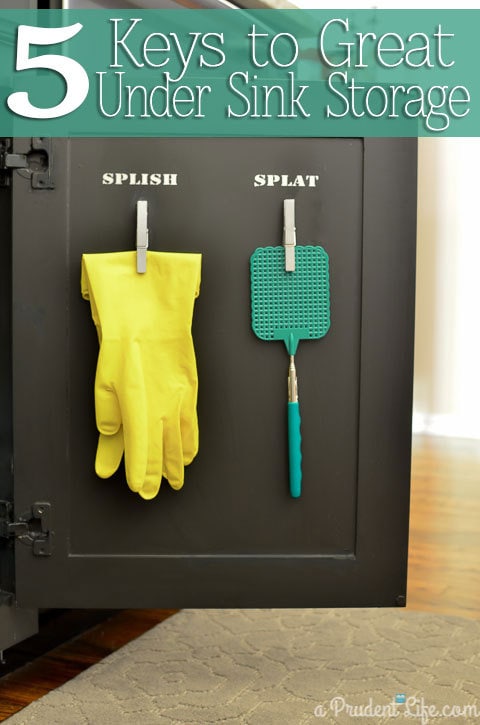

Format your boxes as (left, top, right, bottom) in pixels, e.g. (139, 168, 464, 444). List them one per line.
(0, 9, 479, 136)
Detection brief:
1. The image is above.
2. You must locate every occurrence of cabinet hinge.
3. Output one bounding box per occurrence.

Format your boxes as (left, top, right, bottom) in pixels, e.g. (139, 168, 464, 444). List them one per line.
(0, 137, 54, 190)
(0, 501, 53, 557)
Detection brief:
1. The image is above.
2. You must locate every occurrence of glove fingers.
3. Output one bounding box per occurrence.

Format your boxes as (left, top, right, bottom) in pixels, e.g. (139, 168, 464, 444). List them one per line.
(117, 348, 149, 493)
(179, 387, 199, 465)
(181, 418, 198, 465)
(95, 429, 124, 478)
(121, 413, 148, 492)
(96, 389, 122, 435)
(138, 418, 164, 501)
(95, 345, 122, 435)
(163, 414, 185, 491)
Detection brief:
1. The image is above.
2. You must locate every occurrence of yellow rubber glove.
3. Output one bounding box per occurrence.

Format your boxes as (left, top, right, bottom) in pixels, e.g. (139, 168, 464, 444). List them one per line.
(81, 251, 201, 500)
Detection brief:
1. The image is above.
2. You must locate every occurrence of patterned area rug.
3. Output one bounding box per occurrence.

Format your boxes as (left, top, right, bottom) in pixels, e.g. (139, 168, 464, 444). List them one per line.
(6, 608, 480, 725)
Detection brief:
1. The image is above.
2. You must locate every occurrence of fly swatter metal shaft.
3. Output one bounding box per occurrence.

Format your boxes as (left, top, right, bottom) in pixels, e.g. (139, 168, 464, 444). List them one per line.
(288, 356, 298, 403)
(287, 354, 302, 498)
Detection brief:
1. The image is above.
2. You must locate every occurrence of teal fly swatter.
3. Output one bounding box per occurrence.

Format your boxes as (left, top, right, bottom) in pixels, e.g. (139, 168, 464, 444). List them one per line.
(250, 200, 330, 498)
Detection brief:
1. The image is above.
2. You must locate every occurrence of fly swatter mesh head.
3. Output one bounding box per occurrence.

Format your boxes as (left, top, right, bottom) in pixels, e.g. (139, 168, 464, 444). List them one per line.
(250, 245, 330, 345)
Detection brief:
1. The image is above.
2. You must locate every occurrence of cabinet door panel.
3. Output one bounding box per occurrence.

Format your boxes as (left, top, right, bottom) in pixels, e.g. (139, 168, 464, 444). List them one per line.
(11, 138, 416, 607)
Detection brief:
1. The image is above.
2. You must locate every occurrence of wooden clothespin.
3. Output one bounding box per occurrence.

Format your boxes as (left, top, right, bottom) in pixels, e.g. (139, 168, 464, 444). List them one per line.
(136, 200, 149, 274)
(283, 199, 296, 272)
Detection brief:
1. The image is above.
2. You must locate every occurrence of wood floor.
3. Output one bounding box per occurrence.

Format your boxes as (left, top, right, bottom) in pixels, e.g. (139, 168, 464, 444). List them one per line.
(0, 434, 479, 721)
(407, 435, 480, 619)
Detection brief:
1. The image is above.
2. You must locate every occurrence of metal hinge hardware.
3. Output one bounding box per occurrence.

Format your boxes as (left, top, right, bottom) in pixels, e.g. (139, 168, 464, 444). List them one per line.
(0, 137, 54, 189)
(0, 501, 53, 557)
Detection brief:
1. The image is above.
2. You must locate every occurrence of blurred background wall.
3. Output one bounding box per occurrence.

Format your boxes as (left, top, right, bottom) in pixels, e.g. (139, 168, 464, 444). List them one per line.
(414, 139, 480, 439)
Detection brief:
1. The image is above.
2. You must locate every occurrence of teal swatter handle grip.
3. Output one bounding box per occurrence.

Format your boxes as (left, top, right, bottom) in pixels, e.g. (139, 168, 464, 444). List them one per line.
(288, 401, 302, 498)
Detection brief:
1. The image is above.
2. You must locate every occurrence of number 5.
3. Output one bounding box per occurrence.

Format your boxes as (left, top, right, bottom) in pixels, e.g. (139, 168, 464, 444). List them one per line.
(7, 23, 89, 119)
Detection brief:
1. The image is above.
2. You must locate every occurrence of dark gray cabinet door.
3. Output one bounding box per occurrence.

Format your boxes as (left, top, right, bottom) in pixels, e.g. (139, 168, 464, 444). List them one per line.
(11, 137, 416, 607)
